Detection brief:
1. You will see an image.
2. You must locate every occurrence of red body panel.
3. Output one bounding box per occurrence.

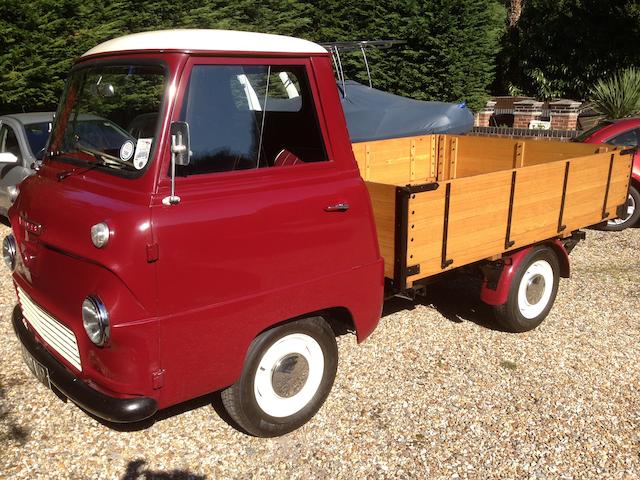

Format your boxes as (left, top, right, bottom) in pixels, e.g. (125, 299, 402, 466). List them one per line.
(9, 50, 383, 410)
(581, 118, 640, 187)
(480, 240, 570, 306)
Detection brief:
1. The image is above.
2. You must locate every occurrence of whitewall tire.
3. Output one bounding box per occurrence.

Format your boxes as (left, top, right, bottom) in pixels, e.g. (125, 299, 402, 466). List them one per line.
(494, 246, 560, 332)
(221, 316, 338, 437)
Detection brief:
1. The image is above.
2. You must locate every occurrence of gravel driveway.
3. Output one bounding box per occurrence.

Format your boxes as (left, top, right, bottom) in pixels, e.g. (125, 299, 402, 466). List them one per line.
(1, 224, 638, 479)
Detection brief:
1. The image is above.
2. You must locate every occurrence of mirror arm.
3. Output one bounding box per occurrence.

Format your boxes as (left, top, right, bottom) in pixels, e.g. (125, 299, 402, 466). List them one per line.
(163, 122, 190, 206)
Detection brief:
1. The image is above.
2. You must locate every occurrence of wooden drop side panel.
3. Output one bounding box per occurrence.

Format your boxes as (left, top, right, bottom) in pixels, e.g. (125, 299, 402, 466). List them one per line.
(355, 134, 633, 290)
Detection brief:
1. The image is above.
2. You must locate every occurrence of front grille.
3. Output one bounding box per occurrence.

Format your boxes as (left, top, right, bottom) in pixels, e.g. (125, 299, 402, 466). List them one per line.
(17, 287, 82, 371)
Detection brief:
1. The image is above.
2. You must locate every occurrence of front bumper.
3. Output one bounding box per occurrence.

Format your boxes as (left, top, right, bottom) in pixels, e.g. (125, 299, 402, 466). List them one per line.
(12, 305, 157, 423)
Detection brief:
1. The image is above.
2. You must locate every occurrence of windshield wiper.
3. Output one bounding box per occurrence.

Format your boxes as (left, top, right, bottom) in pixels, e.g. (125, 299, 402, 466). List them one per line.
(73, 143, 137, 171)
(57, 160, 107, 181)
(55, 143, 137, 181)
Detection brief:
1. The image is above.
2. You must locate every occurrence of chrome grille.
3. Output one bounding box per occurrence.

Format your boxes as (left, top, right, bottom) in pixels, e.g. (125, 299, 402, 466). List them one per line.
(17, 287, 82, 371)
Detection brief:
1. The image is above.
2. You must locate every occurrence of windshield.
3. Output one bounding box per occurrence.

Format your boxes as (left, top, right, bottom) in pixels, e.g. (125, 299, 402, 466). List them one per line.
(48, 63, 166, 173)
(573, 121, 613, 142)
(24, 122, 52, 159)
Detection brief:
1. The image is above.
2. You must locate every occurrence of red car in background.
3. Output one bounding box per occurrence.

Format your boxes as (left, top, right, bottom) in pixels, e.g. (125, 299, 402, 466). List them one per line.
(577, 118, 640, 230)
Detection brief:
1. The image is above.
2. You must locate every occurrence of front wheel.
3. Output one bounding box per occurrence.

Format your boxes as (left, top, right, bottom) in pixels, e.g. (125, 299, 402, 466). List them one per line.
(221, 316, 338, 437)
(602, 185, 639, 231)
(493, 246, 560, 332)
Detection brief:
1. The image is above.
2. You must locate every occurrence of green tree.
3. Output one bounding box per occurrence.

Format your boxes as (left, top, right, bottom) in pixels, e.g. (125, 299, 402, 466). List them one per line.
(494, 0, 640, 100)
(313, 0, 505, 111)
(0, 0, 504, 114)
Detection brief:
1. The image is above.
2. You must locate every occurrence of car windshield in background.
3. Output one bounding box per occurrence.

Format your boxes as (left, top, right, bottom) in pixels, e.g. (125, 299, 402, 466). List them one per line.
(573, 121, 613, 142)
(24, 122, 52, 159)
(48, 64, 165, 173)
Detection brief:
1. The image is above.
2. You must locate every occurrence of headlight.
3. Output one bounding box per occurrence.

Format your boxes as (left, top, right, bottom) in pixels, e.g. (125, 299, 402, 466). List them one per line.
(8, 185, 19, 204)
(3, 234, 16, 271)
(90, 222, 110, 248)
(82, 295, 109, 346)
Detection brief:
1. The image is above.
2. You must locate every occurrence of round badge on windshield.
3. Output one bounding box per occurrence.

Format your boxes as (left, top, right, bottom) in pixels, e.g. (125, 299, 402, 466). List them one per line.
(120, 140, 135, 161)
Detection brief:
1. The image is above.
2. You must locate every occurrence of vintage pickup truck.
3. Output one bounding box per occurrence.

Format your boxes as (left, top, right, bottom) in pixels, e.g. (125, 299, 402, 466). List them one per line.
(4, 30, 633, 437)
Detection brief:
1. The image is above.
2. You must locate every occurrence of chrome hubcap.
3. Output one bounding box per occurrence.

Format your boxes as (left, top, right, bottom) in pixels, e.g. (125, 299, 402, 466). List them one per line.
(271, 353, 309, 398)
(525, 274, 546, 305)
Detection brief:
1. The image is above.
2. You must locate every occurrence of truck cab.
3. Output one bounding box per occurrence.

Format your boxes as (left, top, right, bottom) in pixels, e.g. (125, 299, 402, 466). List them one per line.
(6, 30, 384, 437)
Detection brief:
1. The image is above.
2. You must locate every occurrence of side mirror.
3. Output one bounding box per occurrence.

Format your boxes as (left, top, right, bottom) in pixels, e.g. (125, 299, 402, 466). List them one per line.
(163, 121, 191, 206)
(170, 121, 191, 166)
(0, 152, 18, 164)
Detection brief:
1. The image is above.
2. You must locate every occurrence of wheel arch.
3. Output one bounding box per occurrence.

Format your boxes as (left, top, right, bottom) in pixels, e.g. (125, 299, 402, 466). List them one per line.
(253, 306, 356, 341)
(480, 240, 569, 306)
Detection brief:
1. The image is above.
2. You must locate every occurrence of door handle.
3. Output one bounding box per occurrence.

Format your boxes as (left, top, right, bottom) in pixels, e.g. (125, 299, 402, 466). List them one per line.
(325, 202, 350, 212)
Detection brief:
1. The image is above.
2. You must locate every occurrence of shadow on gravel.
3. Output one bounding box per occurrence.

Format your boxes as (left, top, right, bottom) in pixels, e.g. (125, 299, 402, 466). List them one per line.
(382, 273, 506, 332)
(121, 459, 206, 479)
(0, 377, 30, 445)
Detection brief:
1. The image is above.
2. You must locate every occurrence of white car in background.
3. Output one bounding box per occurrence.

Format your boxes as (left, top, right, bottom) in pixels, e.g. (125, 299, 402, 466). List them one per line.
(0, 112, 55, 217)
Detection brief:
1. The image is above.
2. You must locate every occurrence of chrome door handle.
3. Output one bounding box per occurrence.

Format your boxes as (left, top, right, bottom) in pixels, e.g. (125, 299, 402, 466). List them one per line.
(325, 202, 350, 212)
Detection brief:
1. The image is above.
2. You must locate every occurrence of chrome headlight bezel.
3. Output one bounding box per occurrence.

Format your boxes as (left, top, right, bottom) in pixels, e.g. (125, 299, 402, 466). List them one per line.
(82, 295, 110, 346)
(90, 222, 110, 249)
(3, 234, 17, 271)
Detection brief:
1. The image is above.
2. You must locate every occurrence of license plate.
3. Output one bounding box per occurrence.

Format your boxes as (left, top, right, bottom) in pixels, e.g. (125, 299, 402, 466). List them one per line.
(21, 345, 51, 389)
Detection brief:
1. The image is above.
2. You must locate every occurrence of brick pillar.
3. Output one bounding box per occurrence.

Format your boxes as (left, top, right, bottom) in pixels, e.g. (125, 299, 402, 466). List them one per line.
(513, 100, 543, 129)
(549, 100, 581, 130)
(474, 100, 496, 127)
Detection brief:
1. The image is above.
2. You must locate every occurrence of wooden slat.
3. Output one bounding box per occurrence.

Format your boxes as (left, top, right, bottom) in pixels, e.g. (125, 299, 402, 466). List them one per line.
(562, 152, 612, 232)
(522, 141, 603, 166)
(365, 182, 397, 278)
(605, 154, 633, 218)
(445, 171, 512, 270)
(509, 161, 566, 248)
(406, 186, 446, 278)
(352, 135, 435, 185)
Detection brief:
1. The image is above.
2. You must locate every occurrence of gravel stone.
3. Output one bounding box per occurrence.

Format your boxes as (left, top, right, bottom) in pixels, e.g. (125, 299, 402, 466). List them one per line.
(0, 224, 638, 479)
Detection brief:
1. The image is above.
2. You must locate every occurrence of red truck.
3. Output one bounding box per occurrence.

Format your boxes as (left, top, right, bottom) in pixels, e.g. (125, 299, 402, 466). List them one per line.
(5, 30, 633, 437)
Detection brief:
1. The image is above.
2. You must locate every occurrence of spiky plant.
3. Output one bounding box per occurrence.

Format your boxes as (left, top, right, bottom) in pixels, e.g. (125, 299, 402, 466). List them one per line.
(589, 67, 640, 119)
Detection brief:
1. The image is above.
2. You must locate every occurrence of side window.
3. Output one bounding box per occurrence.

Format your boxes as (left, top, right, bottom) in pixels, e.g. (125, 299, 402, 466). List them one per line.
(608, 129, 639, 147)
(177, 64, 327, 176)
(0, 125, 22, 163)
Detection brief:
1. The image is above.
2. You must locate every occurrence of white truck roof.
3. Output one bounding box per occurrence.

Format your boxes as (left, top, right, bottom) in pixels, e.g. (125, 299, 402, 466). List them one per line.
(82, 29, 327, 57)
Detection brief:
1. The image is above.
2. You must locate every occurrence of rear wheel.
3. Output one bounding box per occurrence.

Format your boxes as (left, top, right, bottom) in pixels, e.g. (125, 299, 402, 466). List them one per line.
(493, 246, 560, 332)
(221, 316, 337, 437)
(602, 185, 639, 231)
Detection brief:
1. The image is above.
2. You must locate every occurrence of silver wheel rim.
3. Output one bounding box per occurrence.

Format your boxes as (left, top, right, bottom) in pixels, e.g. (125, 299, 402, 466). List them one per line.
(517, 259, 554, 319)
(608, 193, 636, 226)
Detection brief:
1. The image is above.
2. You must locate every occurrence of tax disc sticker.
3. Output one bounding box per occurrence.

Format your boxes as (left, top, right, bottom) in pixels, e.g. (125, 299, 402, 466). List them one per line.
(133, 138, 153, 170)
(119, 140, 135, 161)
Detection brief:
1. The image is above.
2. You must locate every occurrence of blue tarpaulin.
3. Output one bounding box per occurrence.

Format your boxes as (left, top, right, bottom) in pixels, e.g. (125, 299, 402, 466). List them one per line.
(339, 80, 474, 142)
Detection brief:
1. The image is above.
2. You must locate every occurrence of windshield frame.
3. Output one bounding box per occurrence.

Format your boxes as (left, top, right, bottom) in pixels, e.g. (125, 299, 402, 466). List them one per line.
(47, 58, 170, 179)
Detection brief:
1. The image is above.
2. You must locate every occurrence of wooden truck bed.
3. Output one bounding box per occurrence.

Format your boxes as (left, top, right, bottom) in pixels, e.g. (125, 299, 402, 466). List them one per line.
(353, 135, 634, 292)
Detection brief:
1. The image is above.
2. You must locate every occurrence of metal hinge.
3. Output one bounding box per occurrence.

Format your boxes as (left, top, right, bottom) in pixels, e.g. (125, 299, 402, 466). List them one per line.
(146, 243, 159, 263)
(406, 264, 420, 276)
(152, 369, 165, 389)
